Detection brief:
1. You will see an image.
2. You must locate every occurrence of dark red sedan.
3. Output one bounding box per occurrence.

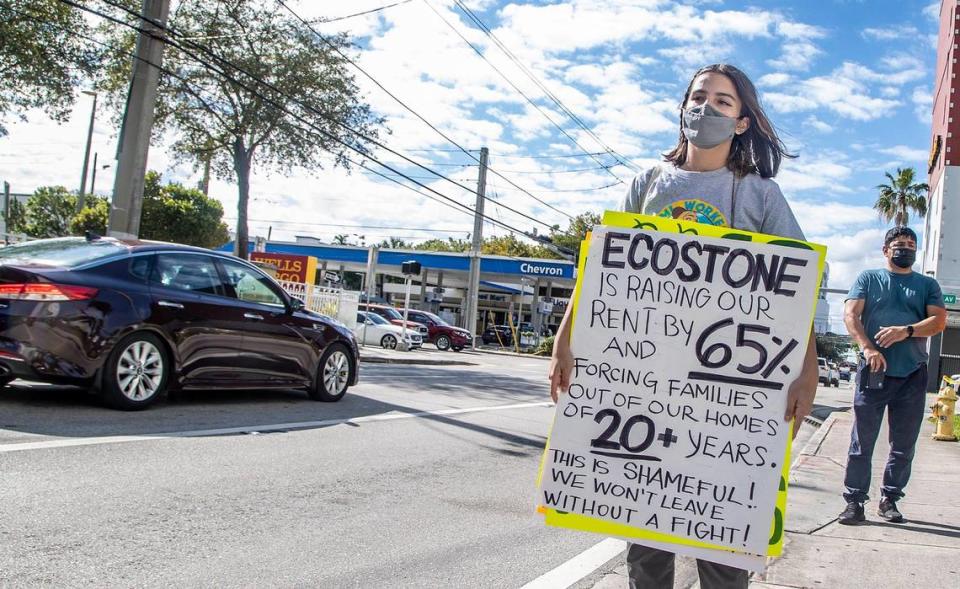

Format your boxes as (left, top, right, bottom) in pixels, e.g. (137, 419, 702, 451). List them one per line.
(0, 236, 359, 409)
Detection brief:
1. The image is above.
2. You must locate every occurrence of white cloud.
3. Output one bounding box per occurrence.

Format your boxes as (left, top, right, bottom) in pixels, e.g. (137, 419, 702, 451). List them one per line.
(758, 73, 792, 87)
(763, 61, 922, 120)
(912, 85, 933, 123)
(862, 26, 920, 41)
(804, 116, 833, 133)
(924, 2, 941, 21)
(766, 40, 822, 71)
(777, 157, 854, 194)
(878, 144, 928, 163)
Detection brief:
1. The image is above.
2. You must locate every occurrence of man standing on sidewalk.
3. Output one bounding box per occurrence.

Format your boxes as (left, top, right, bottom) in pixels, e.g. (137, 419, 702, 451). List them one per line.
(839, 226, 947, 525)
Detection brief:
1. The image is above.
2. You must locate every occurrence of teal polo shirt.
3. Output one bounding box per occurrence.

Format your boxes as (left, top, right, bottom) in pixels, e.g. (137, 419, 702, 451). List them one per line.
(846, 269, 945, 377)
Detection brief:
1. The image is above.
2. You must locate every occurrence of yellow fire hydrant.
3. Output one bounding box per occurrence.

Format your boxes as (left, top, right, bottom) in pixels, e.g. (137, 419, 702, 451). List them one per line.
(930, 375, 958, 442)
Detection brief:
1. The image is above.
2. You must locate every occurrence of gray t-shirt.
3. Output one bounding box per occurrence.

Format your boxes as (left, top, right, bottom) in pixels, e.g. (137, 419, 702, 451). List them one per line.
(620, 164, 805, 240)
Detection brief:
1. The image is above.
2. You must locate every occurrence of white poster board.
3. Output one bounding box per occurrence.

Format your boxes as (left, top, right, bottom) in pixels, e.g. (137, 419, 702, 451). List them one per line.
(540, 220, 824, 561)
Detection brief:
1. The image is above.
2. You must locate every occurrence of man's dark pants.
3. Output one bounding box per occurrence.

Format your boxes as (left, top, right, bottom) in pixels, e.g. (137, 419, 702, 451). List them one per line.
(843, 363, 927, 503)
(627, 544, 748, 589)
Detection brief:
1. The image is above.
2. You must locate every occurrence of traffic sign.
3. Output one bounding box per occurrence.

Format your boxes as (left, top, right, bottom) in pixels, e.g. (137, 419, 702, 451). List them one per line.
(323, 271, 341, 283)
(944, 293, 957, 305)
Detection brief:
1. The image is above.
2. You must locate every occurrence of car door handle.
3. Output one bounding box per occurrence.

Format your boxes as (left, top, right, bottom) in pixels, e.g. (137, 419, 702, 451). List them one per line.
(158, 300, 184, 309)
(244, 313, 264, 321)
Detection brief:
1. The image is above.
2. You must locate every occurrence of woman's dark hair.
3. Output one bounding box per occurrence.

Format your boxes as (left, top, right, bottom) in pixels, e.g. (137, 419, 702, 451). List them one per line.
(663, 64, 795, 179)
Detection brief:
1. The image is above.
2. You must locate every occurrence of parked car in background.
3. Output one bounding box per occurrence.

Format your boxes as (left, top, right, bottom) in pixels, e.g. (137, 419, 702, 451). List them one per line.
(359, 303, 429, 339)
(818, 357, 839, 387)
(0, 236, 359, 409)
(839, 364, 852, 382)
(399, 308, 471, 351)
(482, 325, 514, 346)
(354, 311, 422, 349)
(828, 362, 841, 387)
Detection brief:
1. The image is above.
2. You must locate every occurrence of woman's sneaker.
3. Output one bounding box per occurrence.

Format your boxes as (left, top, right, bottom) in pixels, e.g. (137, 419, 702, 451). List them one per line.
(838, 501, 865, 525)
(878, 498, 904, 523)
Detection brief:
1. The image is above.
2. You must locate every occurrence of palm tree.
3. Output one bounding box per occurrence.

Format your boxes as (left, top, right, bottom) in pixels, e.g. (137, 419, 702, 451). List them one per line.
(874, 167, 929, 226)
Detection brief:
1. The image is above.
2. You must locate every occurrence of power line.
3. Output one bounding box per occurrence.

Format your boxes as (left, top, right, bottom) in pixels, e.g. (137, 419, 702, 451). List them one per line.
(451, 0, 640, 174)
(489, 165, 615, 175)
(538, 181, 624, 193)
(312, 0, 414, 24)
(273, 0, 578, 222)
(87, 0, 556, 235)
(57, 0, 543, 242)
(423, 0, 629, 186)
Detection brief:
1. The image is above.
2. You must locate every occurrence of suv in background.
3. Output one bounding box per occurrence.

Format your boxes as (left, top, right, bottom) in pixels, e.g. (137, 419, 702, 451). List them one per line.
(360, 303, 429, 339)
(399, 308, 472, 351)
(818, 357, 839, 387)
(482, 325, 514, 346)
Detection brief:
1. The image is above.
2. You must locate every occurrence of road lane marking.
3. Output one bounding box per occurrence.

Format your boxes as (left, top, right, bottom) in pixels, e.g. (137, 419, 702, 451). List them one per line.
(0, 401, 554, 454)
(520, 538, 627, 589)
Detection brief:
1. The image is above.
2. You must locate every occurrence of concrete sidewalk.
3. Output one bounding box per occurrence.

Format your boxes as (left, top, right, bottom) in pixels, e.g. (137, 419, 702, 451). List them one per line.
(752, 407, 960, 589)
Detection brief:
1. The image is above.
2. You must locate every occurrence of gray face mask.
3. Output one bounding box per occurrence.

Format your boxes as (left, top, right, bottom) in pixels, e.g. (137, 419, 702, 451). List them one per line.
(682, 103, 737, 149)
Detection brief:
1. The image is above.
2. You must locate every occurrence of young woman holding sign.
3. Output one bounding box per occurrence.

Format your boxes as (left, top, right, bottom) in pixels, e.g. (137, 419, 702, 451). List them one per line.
(547, 63, 820, 589)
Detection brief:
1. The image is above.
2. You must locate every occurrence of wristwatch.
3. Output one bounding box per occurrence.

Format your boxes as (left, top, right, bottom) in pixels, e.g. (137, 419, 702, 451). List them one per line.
(906, 324, 915, 337)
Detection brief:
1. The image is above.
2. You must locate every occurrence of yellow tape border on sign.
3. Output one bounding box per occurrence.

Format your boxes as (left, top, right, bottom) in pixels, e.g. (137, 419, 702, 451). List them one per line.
(537, 212, 826, 557)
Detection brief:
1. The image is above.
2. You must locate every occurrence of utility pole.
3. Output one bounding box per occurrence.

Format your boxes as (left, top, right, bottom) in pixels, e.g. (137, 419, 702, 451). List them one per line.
(464, 147, 489, 348)
(108, 0, 170, 239)
(1, 181, 9, 240)
(78, 91, 97, 211)
(89, 152, 99, 198)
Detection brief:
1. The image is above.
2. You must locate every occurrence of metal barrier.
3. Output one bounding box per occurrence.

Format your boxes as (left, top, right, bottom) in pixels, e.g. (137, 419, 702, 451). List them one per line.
(276, 279, 359, 330)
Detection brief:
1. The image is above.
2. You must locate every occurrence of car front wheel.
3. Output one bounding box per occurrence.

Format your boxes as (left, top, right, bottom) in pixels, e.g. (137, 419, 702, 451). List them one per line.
(436, 335, 451, 351)
(102, 332, 169, 410)
(310, 343, 352, 402)
(380, 334, 398, 349)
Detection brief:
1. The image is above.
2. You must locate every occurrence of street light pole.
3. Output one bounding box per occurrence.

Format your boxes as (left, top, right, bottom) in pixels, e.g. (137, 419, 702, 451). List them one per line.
(78, 90, 97, 211)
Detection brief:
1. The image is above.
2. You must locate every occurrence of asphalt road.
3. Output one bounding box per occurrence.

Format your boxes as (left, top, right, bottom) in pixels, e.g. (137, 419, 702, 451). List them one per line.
(0, 353, 604, 588)
(0, 355, 857, 589)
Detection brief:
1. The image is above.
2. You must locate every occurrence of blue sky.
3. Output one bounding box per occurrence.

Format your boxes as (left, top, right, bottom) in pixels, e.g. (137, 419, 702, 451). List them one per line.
(0, 0, 944, 326)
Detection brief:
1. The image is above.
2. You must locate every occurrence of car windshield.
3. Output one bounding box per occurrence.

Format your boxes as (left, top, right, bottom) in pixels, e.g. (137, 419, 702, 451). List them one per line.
(420, 310, 449, 326)
(0, 238, 128, 267)
(366, 313, 389, 325)
(376, 306, 403, 321)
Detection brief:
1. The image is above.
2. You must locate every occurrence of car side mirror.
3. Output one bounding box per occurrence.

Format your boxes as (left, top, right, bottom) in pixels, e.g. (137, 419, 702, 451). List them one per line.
(288, 297, 305, 313)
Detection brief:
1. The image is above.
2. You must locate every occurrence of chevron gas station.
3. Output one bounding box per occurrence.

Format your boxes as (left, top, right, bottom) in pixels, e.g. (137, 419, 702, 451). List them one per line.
(223, 236, 577, 337)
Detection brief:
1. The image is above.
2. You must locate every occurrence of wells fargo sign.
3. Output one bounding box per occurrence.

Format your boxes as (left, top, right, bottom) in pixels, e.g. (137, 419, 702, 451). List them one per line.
(250, 252, 318, 284)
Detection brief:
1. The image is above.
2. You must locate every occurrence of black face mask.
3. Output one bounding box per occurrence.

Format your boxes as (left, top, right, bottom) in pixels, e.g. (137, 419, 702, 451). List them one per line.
(890, 247, 916, 269)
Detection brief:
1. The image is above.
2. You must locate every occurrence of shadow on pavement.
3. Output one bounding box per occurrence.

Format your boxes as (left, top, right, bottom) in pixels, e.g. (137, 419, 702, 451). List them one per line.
(0, 363, 553, 453)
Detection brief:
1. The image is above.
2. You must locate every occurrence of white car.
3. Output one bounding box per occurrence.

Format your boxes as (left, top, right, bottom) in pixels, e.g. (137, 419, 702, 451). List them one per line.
(818, 357, 839, 387)
(354, 311, 422, 349)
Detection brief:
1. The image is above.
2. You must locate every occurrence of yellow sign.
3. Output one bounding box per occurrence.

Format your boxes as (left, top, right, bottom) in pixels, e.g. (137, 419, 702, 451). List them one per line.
(250, 252, 318, 284)
(538, 211, 826, 563)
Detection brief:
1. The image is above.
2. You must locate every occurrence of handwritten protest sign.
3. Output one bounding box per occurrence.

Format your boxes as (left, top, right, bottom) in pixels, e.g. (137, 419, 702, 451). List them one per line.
(539, 212, 825, 564)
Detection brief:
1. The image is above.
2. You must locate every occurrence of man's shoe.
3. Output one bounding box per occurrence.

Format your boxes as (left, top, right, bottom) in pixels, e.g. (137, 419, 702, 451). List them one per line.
(878, 498, 904, 523)
(838, 501, 865, 525)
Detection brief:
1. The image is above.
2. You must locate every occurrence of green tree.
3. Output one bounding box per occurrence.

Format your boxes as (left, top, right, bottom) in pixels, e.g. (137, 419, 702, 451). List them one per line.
(414, 237, 471, 253)
(378, 237, 412, 249)
(70, 172, 230, 247)
(97, 0, 383, 259)
(482, 234, 555, 258)
(6, 198, 28, 234)
(19, 186, 77, 238)
(875, 167, 929, 226)
(0, 1, 97, 136)
(140, 172, 230, 248)
(548, 212, 602, 262)
(70, 195, 109, 235)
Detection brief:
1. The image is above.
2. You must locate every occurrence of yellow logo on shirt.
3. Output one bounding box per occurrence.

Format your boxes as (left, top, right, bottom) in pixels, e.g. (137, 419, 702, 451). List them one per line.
(657, 199, 728, 226)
